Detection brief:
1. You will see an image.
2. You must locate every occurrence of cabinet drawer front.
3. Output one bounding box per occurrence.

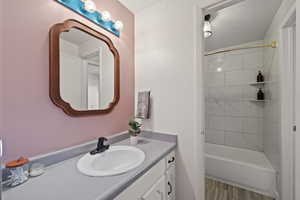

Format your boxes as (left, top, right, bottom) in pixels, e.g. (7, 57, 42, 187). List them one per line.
(114, 159, 166, 200)
(165, 151, 176, 169)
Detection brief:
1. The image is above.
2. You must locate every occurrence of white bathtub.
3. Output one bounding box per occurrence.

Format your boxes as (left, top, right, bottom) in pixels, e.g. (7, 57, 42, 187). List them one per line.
(205, 143, 277, 198)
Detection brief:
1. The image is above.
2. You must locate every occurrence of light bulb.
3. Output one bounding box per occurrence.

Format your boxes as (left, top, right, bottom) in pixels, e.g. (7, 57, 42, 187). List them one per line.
(203, 21, 212, 38)
(101, 11, 112, 22)
(83, 0, 96, 13)
(114, 21, 124, 31)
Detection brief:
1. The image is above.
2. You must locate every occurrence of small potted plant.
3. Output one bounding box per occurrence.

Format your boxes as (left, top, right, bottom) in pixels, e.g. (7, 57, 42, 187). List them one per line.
(128, 118, 142, 145)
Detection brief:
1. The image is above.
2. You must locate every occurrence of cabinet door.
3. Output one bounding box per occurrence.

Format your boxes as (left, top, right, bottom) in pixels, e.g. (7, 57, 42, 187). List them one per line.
(114, 160, 165, 200)
(166, 166, 175, 200)
(142, 176, 166, 200)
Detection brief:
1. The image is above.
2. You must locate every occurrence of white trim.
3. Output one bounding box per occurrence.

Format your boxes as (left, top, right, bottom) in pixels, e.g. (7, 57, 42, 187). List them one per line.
(81, 60, 88, 109)
(203, 0, 245, 13)
(194, 1, 244, 200)
(98, 47, 102, 107)
(295, 1, 300, 199)
(279, 3, 296, 200)
(193, 4, 205, 200)
(196, 0, 242, 10)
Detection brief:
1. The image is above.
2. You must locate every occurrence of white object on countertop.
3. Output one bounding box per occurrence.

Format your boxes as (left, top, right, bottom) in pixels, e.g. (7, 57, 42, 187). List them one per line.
(130, 136, 138, 145)
(29, 163, 45, 177)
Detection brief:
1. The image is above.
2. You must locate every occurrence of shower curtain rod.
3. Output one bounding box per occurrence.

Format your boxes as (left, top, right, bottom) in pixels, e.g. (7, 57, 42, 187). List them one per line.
(204, 41, 277, 56)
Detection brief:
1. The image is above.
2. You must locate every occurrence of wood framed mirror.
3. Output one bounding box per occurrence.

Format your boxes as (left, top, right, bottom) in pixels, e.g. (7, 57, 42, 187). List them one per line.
(49, 19, 120, 117)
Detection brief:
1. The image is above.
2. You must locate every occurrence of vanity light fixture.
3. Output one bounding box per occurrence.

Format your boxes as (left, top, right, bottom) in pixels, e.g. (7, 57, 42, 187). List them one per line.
(204, 14, 212, 38)
(101, 11, 112, 22)
(114, 21, 124, 31)
(56, 0, 124, 37)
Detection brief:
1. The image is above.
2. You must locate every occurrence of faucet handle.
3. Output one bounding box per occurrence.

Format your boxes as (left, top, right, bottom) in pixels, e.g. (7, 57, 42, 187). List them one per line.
(90, 137, 110, 155)
(98, 137, 107, 144)
(97, 137, 109, 149)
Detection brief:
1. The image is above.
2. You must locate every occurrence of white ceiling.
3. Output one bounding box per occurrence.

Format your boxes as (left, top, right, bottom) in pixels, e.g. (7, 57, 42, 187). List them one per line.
(205, 0, 283, 51)
(118, 0, 161, 13)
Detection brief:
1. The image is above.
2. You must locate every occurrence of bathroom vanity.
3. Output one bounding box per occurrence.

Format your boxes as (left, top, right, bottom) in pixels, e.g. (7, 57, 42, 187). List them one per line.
(115, 151, 176, 200)
(3, 132, 177, 200)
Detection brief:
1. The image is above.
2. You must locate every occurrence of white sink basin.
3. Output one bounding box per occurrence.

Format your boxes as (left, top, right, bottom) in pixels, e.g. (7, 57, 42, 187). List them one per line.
(77, 146, 145, 177)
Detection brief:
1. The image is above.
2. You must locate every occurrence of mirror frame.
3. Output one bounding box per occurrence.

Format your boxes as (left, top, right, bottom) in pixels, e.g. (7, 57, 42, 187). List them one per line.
(49, 19, 120, 117)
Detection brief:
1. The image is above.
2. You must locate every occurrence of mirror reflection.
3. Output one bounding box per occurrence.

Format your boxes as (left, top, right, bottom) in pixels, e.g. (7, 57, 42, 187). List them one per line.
(59, 28, 114, 111)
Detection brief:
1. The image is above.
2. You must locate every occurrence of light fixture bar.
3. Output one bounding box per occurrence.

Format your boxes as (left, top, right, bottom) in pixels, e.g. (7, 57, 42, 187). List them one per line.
(57, 0, 123, 37)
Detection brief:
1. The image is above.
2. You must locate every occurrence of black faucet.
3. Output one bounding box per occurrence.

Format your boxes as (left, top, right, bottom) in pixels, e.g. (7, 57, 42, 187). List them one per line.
(90, 137, 110, 155)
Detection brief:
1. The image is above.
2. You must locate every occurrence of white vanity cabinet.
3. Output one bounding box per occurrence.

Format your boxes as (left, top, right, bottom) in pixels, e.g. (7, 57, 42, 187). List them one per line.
(114, 151, 176, 200)
(142, 176, 166, 200)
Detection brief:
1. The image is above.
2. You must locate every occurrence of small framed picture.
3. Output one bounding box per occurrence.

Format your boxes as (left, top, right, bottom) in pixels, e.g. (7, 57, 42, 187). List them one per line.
(136, 91, 151, 119)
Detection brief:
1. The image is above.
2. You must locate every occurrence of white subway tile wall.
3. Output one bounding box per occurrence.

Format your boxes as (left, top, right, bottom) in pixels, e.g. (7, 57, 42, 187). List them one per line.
(263, 40, 281, 174)
(204, 41, 264, 151)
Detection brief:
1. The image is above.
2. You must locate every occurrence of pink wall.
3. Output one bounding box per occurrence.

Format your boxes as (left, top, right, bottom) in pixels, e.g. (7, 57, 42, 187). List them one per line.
(1, 0, 135, 162)
(0, 1, 3, 160)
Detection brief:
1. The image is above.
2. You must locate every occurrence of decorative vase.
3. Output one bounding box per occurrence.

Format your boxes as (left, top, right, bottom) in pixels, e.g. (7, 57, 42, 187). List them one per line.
(130, 135, 138, 145)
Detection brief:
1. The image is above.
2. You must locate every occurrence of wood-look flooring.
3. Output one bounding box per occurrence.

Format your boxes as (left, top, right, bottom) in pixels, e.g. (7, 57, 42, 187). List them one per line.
(205, 178, 274, 200)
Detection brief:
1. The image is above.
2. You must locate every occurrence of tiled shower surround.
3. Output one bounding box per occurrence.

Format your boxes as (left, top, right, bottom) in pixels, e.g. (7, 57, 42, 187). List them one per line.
(205, 41, 265, 151)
